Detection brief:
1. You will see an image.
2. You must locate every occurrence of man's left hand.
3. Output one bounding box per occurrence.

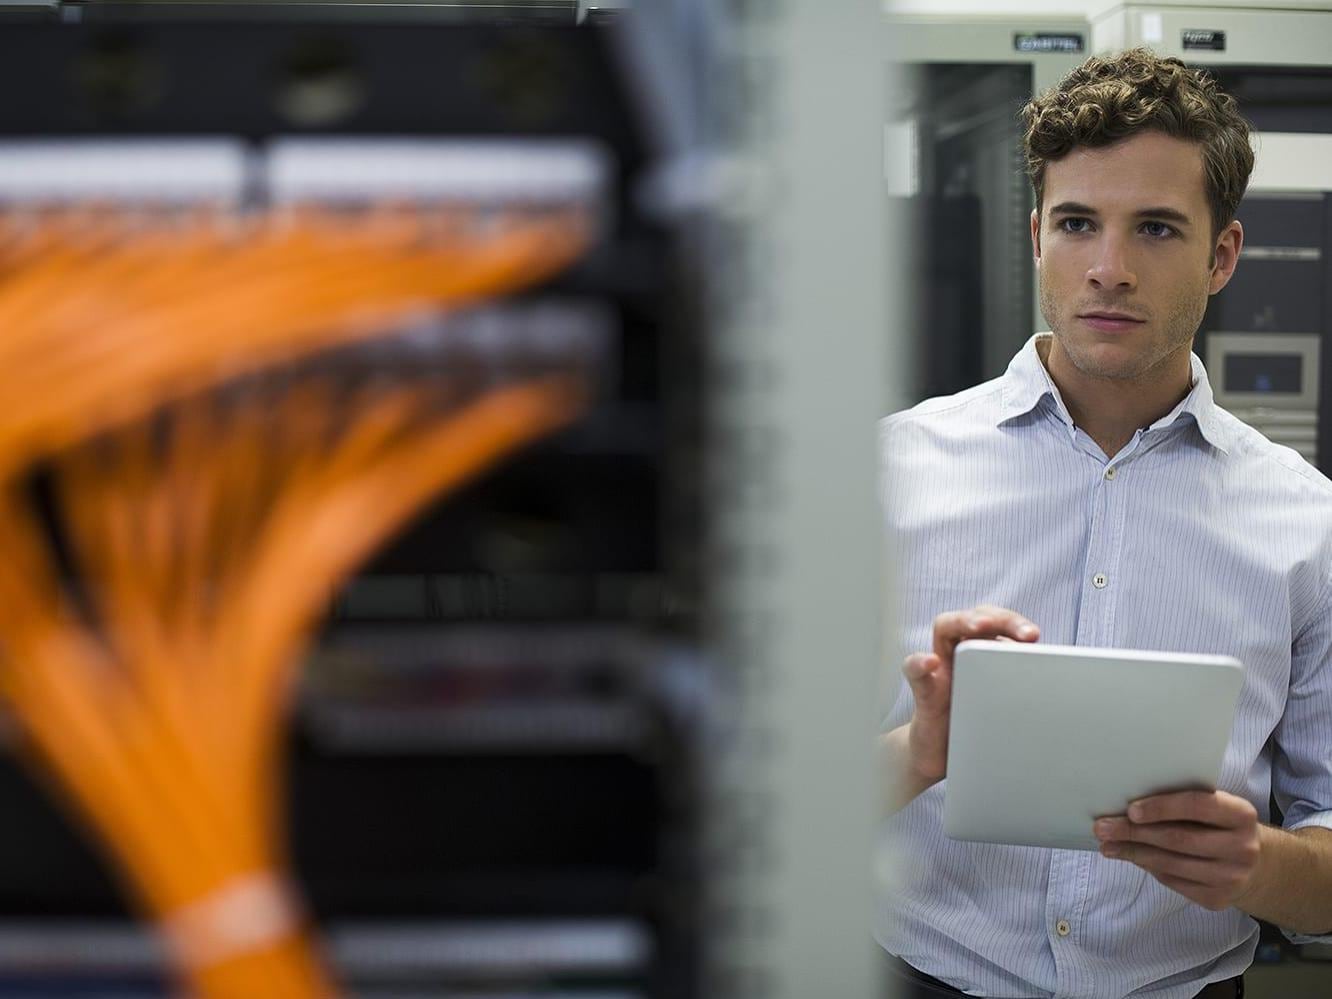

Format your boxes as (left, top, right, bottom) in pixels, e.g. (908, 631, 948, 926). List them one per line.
(1093, 790, 1261, 911)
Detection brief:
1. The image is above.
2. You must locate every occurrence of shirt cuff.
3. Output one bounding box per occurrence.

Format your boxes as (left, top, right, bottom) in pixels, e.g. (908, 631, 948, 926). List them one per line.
(1279, 814, 1332, 945)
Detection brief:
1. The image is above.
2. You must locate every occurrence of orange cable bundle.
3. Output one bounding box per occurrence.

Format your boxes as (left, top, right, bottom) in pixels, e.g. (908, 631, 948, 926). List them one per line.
(0, 199, 594, 997)
(0, 202, 588, 480)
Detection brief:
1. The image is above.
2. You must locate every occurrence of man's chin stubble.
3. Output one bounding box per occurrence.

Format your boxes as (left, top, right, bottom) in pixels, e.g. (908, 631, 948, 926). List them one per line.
(1062, 336, 1192, 385)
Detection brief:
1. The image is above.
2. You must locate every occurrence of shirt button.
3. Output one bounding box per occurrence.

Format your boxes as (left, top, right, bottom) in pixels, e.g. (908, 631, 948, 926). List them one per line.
(1056, 919, 1071, 937)
(1104, 466, 1117, 480)
(1092, 572, 1108, 589)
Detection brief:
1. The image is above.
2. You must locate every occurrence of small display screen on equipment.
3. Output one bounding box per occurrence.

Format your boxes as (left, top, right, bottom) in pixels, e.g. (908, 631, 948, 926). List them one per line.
(1223, 353, 1302, 394)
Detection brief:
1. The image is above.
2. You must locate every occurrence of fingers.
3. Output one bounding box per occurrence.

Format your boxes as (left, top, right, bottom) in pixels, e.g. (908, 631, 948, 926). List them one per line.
(902, 652, 939, 685)
(1123, 790, 1258, 829)
(900, 607, 1039, 787)
(903, 651, 948, 718)
(1098, 840, 1253, 910)
(1094, 791, 1263, 912)
(930, 605, 1040, 662)
(904, 605, 1039, 713)
(1096, 818, 1257, 866)
(1102, 841, 1246, 882)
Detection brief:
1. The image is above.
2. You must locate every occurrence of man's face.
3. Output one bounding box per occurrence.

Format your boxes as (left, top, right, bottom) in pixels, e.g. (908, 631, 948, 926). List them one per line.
(1031, 131, 1241, 383)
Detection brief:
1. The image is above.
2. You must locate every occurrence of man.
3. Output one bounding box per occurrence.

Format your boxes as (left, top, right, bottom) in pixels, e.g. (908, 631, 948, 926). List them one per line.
(877, 49, 1332, 999)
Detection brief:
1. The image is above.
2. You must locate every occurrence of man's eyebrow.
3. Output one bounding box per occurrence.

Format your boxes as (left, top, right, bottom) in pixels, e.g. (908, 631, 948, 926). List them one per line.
(1048, 202, 1098, 217)
(1134, 206, 1194, 227)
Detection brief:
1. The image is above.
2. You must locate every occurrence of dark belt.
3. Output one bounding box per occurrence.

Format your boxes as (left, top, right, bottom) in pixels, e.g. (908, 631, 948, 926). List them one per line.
(884, 954, 1244, 998)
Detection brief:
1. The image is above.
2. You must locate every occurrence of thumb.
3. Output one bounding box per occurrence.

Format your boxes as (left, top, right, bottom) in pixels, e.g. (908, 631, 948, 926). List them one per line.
(904, 652, 949, 713)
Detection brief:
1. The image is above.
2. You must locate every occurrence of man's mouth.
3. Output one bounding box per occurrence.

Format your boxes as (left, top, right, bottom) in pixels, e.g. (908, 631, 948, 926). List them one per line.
(1078, 311, 1146, 333)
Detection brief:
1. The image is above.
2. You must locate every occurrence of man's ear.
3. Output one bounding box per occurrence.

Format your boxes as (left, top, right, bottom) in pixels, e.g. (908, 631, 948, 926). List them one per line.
(1208, 219, 1243, 295)
(1030, 209, 1042, 266)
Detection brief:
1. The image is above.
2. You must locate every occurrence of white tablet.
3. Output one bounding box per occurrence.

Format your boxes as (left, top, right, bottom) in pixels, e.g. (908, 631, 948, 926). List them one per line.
(943, 639, 1244, 851)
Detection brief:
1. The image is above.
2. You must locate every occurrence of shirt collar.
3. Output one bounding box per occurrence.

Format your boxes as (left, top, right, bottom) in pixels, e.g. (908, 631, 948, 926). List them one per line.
(997, 333, 1230, 454)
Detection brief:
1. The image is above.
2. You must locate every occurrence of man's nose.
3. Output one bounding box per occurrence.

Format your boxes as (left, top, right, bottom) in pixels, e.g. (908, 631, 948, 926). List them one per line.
(1085, 235, 1137, 291)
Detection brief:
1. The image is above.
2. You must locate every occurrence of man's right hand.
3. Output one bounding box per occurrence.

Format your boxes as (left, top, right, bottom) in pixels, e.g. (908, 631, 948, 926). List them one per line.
(902, 605, 1040, 788)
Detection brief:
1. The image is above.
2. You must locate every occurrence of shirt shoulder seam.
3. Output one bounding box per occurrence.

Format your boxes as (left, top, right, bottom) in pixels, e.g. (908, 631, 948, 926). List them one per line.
(881, 380, 1014, 430)
(1222, 413, 1332, 493)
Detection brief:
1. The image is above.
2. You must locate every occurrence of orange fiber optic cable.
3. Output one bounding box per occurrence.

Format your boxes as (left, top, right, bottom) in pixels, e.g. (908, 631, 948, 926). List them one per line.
(0, 204, 588, 480)
(0, 197, 594, 998)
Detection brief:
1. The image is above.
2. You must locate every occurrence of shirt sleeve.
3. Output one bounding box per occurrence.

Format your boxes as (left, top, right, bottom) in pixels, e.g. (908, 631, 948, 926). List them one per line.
(1272, 578, 1332, 943)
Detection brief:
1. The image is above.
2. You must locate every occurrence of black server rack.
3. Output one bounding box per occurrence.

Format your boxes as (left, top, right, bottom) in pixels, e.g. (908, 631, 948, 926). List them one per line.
(0, 7, 706, 998)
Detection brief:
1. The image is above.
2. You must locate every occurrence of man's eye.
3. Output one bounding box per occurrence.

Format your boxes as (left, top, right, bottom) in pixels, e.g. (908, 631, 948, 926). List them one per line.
(1059, 218, 1092, 234)
(1142, 221, 1175, 238)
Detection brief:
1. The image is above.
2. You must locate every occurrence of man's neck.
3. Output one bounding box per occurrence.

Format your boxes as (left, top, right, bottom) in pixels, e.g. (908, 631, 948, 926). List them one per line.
(1038, 336, 1194, 459)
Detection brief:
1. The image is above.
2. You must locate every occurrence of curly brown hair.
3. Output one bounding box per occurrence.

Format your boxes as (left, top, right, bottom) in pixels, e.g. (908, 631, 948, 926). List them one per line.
(1021, 48, 1254, 240)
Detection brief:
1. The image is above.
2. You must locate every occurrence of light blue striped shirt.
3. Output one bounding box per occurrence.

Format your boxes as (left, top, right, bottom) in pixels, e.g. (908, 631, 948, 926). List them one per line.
(877, 334, 1332, 998)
